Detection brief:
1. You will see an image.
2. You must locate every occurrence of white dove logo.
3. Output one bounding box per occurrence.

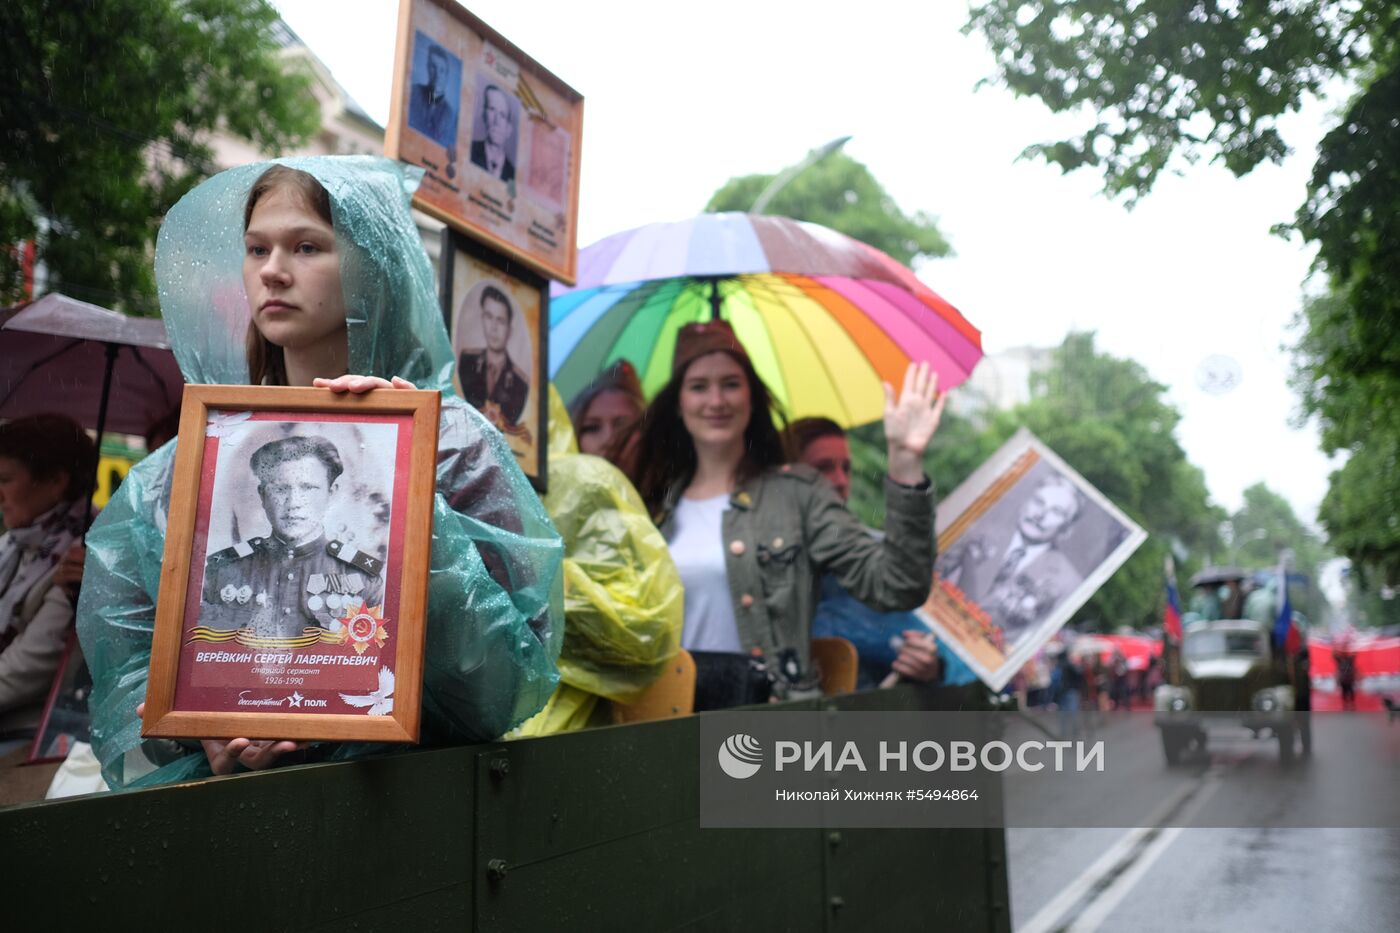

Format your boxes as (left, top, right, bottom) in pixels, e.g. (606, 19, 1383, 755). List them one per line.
(718, 733, 763, 779)
(339, 666, 395, 715)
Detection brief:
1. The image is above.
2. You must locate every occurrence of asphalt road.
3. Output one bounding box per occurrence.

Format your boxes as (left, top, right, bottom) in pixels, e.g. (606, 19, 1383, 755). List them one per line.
(1005, 702, 1400, 932)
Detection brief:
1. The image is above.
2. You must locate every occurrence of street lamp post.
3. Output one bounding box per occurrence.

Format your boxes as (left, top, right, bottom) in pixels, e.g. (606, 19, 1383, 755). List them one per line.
(1232, 528, 1269, 564)
(749, 136, 853, 215)
(700, 137, 856, 322)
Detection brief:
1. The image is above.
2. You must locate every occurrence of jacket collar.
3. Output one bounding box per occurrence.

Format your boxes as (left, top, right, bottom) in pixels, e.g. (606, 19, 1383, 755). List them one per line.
(266, 532, 327, 560)
(729, 479, 757, 511)
(656, 471, 761, 527)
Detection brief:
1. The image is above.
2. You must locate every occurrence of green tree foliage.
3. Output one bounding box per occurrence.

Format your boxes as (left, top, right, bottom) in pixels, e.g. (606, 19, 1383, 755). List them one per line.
(1, 0, 320, 312)
(1294, 290, 1400, 585)
(851, 333, 1224, 631)
(705, 152, 952, 266)
(1017, 333, 1225, 630)
(1293, 60, 1400, 360)
(1317, 437, 1400, 584)
(964, 0, 1379, 200)
(1229, 482, 1331, 621)
(965, 0, 1400, 582)
(1349, 573, 1400, 629)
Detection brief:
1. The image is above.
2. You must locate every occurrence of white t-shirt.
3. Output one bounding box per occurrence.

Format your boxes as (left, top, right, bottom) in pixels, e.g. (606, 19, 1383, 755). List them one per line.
(666, 493, 742, 653)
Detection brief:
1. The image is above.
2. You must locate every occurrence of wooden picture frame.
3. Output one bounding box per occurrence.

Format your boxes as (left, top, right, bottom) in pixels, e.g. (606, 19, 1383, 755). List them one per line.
(386, 0, 584, 285)
(142, 385, 440, 743)
(441, 227, 549, 492)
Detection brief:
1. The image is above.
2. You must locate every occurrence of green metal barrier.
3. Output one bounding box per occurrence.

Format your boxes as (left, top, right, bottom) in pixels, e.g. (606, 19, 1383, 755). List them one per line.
(0, 685, 1010, 932)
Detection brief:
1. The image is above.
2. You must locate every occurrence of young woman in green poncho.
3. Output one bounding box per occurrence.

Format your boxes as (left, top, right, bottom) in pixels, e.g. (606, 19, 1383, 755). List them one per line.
(78, 157, 564, 788)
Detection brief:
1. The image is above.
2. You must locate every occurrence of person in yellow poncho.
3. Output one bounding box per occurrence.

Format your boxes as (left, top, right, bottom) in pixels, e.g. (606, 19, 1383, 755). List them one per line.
(512, 388, 684, 735)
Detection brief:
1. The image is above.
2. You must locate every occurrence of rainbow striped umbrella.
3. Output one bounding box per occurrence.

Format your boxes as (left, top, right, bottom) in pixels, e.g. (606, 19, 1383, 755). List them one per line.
(549, 212, 982, 426)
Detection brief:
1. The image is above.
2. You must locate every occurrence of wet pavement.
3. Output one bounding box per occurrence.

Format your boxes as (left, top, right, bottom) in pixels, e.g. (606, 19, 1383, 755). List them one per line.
(1007, 689, 1400, 931)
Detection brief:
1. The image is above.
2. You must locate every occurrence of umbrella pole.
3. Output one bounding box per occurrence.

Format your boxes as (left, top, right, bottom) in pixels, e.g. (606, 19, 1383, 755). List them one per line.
(709, 279, 722, 321)
(84, 342, 120, 529)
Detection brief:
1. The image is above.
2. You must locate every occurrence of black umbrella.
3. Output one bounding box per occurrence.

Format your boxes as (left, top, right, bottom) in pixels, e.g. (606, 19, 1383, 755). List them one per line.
(1, 292, 184, 518)
(1, 292, 183, 439)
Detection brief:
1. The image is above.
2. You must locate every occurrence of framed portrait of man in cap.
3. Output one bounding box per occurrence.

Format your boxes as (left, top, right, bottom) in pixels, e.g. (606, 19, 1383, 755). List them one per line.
(142, 385, 440, 743)
(441, 228, 548, 492)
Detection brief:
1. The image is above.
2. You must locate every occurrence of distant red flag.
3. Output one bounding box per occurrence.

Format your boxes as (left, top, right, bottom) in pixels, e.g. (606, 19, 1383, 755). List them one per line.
(1284, 622, 1302, 656)
(1164, 582, 1183, 642)
(1272, 558, 1298, 655)
(1163, 557, 1183, 643)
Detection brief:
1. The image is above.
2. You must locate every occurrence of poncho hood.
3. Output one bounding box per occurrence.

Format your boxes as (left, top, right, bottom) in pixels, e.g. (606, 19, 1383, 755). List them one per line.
(156, 155, 455, 390)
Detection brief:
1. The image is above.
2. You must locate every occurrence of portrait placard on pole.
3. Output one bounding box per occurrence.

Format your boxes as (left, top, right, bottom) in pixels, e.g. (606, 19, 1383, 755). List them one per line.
(386, 0, 584, 285)
(142, 385, 439, 743)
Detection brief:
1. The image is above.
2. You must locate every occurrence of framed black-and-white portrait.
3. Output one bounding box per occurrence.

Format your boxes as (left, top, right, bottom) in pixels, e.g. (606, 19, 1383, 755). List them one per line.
(143, 386, 439, 743)
(441, 228, 548, 491)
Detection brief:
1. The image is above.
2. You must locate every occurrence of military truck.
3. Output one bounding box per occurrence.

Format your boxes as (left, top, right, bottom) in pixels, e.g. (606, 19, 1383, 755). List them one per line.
(1154, 567, 1310, 765)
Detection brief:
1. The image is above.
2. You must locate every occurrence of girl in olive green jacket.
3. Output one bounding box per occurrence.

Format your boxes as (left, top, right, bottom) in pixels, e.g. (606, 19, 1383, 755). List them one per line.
(625, 321, 946, 709)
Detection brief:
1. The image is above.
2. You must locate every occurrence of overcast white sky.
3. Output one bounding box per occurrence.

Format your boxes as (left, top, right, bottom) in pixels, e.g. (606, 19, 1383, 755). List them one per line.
(274, 0, 1340, 528)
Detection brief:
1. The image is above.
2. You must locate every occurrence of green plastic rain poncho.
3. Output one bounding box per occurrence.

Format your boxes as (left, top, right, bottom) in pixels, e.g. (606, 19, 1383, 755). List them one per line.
(512, 388, 683, 735)
(77, 156, 563, 788)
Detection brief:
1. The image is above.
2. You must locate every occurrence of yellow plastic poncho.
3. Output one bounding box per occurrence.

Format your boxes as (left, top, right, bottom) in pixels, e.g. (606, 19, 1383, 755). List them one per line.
(77, 156, 564, 787)
(512, 388, 683, 735)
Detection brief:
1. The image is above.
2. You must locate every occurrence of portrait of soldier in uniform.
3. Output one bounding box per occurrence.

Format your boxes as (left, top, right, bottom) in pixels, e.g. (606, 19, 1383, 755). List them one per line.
(406, 33, 461, 149)
(457, 284, 530, 428)
(201, 434, 385, 639)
